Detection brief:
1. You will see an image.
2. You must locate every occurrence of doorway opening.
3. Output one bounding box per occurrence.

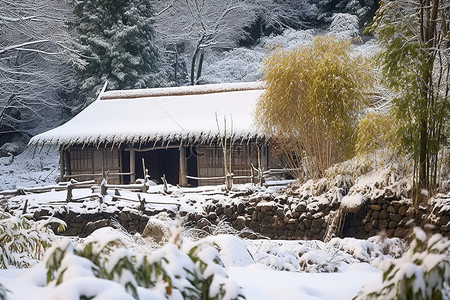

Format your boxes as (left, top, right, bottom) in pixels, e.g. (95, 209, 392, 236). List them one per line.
(135, 149, 180, 185)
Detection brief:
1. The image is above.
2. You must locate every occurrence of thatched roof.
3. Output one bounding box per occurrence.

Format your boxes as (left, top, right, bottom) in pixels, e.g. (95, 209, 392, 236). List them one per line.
(30, 82, 265, 147)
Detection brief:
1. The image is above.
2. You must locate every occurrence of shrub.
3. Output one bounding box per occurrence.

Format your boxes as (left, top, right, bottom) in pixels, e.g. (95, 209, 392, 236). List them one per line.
(256, 35, 373, 179)
(354, 227, 450, 300)
(44, 236, 244, 300)
(0, 212, 65, 268)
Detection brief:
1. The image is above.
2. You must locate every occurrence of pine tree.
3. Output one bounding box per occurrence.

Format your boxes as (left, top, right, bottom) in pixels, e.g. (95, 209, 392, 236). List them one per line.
(71, 0, 160, 100)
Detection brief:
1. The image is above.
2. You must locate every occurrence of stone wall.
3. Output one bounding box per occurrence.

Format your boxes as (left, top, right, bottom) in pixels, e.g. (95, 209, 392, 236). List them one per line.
(33, 208, 175, 238)
(186, 192, 449, 240)
(29, 191, 449, 240)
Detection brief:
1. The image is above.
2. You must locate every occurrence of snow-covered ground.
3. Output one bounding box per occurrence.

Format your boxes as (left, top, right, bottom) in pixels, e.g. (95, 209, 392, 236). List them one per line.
(0, 223, 392, 300)
(0, 147, 59, 191)
(0, 146, 412, 300)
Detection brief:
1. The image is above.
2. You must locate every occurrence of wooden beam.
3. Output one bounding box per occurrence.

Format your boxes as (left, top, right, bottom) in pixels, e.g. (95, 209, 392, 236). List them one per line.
(179, 147, 188, 186)
(130, 149, 136, 183)
(59, 149, 65, 182)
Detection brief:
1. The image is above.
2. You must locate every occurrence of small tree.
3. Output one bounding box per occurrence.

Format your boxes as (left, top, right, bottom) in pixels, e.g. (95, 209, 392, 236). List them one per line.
(255, 35, 373, 179)
(367, 0, 449, 203)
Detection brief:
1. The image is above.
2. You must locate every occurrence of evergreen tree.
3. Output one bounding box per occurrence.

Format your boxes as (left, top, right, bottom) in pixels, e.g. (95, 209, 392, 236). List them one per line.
(71, 0, 159, 100)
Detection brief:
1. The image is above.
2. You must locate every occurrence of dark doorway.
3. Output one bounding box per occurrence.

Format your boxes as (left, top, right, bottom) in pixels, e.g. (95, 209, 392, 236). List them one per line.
(186, 146, 198, 187)
(135, 149, 180, 185)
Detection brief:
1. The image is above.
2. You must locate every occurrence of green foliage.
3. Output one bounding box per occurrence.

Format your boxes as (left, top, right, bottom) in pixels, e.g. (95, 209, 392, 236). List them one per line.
(0, 212, 65, 269)
(44, 237, 244, 300)
(70, 0, 160, 100)
(354, 228, 450, 300)
(256, 35, 373, 178)
(187, 242, 244, 300)
(366, 0, 449, 198)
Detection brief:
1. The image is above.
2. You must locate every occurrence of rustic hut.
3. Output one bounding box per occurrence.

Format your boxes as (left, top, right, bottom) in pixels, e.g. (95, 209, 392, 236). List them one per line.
(30, 82, 282, 186)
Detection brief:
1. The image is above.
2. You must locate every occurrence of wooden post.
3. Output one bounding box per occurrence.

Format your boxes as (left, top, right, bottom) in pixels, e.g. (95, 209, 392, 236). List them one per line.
(258, 146, 263, 187)
(130, 149, 136, 183)
(59, 149, 65, 182)
(179, 147, 188, 186)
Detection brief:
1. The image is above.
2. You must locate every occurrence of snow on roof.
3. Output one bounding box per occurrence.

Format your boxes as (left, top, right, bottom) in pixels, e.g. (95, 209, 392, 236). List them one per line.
(30, 82, 265, 147)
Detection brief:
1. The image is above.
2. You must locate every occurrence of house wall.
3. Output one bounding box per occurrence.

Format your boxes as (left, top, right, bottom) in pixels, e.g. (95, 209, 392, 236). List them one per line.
(196, 143, 267, 186)
(64, 147, 121, 183)
(63, 141, 283, 186)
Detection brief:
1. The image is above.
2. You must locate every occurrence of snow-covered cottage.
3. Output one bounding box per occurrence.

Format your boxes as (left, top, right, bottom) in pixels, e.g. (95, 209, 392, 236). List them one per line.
(30, 82, 281, 186)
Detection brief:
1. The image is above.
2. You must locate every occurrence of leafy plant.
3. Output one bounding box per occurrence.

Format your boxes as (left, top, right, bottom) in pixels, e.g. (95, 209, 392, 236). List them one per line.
(354, 227, 450, 300)
(0, 212, 65, 268)
(187, 242, 244, 300)
(44, 236, 244, 300)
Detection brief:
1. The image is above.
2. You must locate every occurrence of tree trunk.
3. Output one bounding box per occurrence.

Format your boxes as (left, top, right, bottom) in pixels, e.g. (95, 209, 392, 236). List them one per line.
(190, 46, 200, 86)
(196, 51, 204, 83)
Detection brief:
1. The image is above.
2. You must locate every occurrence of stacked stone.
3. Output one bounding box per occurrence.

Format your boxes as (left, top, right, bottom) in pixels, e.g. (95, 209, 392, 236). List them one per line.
(186, 194, 340, 240)
(341, 187, 411, 239)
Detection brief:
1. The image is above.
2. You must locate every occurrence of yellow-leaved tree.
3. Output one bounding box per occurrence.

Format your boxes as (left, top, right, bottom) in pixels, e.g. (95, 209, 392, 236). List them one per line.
(256, 35, 373, 179)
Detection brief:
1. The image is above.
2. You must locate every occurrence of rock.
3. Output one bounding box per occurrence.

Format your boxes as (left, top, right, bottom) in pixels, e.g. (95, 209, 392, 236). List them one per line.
(215, 206, 223, 215)
(372, 210, 380, 219)
(387, 205, 396, 213)
(224, 207, 233, 217)
(207, 212, 217, 221)
(368, 229, 378, 237)
(250, 221, 259, 231)
(379, 210, 389, 219)
(390, 213, 402, 222)
(388, 221, 397, 229)
(398, 206, 408, 216)
(275, 208, 285, 219)
(142, 219, 169, 243)
(237, 202, 245, 214)
(304, 218, 312, 229)
(234, 216, 246, 230)
(364, 222, 373, 232)
(260, 204, 275, 213)
(295, 203, 307, 213)
(370, 204, 382, 211)
(379, 219, 389, 229)
(299, 222, 306, 231)
(257, 212, 265, 221)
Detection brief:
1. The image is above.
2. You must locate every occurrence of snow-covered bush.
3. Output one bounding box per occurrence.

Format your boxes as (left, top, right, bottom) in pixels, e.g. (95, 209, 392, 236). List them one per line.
(44, 234, 244, 300)
(328, 13, 360, 40)
(355, 228, 450, 299)
(187, 241, 244, 300)
(0, 212, 65, 268)
(201, 48, 264, 83)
